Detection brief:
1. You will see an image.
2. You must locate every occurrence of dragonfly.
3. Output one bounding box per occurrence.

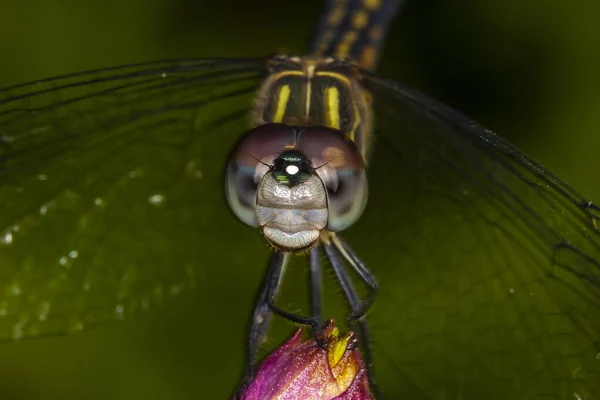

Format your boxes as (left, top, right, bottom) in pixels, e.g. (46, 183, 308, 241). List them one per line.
(1, 0, 600, 399)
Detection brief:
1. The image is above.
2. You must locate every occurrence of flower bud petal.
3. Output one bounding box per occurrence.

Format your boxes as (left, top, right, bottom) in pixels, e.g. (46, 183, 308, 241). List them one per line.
(236, 320, 374, 400)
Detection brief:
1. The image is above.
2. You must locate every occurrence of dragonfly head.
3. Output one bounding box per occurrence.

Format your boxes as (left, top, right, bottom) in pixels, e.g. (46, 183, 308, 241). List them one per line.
(226, 124, 368, 252)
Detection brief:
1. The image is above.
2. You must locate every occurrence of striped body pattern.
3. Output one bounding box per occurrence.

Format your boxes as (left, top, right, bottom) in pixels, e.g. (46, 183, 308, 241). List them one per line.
(252, 56, 373, 159)
(311, 0, 403, 70)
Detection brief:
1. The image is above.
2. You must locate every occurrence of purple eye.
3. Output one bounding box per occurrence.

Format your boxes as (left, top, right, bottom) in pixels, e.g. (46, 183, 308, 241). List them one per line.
(295, 127, 368, 232)
(226, 124, 297, 228)
(225, 124, 368, 250)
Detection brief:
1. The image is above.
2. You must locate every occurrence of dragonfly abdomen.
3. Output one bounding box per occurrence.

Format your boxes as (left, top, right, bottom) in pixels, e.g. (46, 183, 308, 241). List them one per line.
(309, 0, 405, 71)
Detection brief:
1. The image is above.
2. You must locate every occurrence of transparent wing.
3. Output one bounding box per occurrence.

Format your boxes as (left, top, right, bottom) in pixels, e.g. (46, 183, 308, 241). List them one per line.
(0, 58, 266, 340)
(351, 74, 600, 399)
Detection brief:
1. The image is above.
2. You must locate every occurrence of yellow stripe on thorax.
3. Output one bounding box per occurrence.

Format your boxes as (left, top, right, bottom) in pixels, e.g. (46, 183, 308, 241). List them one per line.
(316, 70, 360, 142)
(326, 86, 341, 130)
(252, 58, 372, 159)
(273, 85, 291, 123)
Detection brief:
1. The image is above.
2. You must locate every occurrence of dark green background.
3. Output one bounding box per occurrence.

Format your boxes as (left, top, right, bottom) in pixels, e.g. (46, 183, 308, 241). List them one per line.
(0, 0, 599, 398)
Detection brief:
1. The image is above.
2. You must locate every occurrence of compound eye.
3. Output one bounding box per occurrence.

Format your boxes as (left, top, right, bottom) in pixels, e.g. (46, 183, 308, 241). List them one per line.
(225, 124, 297, 227)
(296, 127, 368, 232)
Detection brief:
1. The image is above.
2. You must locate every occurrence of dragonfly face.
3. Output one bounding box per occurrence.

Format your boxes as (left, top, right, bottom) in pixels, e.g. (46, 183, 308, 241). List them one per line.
(226, 123, 368, 251)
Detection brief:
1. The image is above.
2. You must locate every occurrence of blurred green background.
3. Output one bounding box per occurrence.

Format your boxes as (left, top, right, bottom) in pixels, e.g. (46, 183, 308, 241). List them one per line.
(0, 0, 599, 398)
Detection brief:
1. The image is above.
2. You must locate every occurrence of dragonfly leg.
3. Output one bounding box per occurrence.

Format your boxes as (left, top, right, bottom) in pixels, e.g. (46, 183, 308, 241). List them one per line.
(265, 253, 320, 331)
(322, 233, 383, 398)
(330, 233, 379, 322)
(247, 250, 289, 371)
(309, 246, 324, 330)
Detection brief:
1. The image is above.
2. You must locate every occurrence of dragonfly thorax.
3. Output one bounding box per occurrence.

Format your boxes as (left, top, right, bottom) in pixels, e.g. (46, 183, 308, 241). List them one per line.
(252, 55, 372, 159)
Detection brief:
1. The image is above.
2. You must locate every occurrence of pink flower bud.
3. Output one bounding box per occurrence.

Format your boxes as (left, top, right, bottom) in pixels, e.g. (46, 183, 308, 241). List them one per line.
(237, 320, 374, 400)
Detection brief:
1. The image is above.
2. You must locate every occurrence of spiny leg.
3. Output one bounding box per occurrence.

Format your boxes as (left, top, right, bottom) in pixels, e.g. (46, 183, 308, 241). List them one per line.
(252, 246, 336, 361)
(322, 232, 382, 397)
(249, 238, 378, 367)
(265, 246, 331, 350)
(330, 233, 379, 322)
(265, 252, 320, 330)
(247, 250, 289, 371)
(322, 239, 375, 366)
(309, 246, 324, 330)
